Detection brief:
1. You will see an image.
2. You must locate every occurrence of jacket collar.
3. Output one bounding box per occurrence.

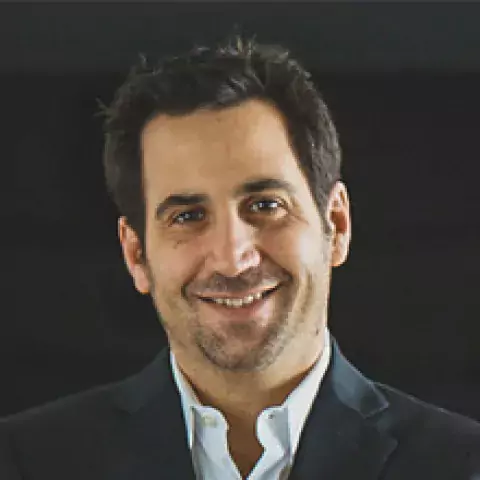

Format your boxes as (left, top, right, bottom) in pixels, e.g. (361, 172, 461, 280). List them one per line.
(111, 339, 397, 479)
(288, 338, 398, 479)
(109, 349, 196, 480)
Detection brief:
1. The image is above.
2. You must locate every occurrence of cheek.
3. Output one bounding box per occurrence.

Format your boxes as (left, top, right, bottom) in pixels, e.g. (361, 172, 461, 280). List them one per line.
(146, 236, 203, 294)
(266, 225, 326, 268)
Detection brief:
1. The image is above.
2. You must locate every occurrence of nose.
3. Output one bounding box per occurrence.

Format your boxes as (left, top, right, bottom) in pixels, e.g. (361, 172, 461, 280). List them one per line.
(204, 209, 261, 277)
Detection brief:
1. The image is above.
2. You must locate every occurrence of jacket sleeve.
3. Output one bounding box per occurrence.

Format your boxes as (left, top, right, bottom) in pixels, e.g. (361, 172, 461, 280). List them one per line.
(0, 420, 23, 480)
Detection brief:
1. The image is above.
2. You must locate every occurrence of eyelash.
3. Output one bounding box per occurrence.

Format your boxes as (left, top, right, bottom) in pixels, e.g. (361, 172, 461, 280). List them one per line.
(170, 198, 286, 225)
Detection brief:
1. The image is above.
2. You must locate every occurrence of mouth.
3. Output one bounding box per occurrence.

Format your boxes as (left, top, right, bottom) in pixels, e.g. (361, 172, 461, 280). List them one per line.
(197, 285, 281, 309)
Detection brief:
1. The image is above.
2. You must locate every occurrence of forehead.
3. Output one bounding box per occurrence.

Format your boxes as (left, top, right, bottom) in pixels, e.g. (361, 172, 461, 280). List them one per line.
(140, 99, 306, 198)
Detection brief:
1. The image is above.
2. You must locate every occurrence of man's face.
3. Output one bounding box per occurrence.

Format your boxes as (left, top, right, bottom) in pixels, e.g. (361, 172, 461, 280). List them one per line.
(121, 99, 350, 372)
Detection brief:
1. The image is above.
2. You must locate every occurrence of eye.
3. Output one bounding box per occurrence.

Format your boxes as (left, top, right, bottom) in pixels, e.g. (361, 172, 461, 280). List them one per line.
(248, 198, 285, 215)
(171, 207, 206, 225)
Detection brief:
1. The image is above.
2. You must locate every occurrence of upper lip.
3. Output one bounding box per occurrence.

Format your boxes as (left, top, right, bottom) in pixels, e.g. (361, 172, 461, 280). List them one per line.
(196, 285, 279, 300)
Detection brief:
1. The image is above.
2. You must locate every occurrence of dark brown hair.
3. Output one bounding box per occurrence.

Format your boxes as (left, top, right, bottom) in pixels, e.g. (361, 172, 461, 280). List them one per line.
(102, 35, 342, 247)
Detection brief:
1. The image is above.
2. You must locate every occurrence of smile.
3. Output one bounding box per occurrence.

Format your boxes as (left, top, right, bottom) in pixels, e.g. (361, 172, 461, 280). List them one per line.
(199, 286, 279, 309)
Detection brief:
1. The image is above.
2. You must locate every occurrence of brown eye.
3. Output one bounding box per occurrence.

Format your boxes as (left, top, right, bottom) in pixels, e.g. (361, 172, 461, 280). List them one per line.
(249, 199, 283, 214)
(171, 208, 206, 225)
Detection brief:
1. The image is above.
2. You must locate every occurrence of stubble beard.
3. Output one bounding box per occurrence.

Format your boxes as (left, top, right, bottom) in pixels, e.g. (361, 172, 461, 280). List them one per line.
(164, 274, 323, 373)
(147, 260, 329, 374)
(193, 285, 296, 372)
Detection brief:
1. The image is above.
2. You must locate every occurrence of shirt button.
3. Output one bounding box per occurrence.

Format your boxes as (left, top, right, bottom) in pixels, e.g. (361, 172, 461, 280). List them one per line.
(202, 415, 218, 427)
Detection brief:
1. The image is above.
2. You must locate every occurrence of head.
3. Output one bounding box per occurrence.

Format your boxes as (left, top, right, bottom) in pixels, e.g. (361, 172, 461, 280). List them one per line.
(102, 36, 351, 374)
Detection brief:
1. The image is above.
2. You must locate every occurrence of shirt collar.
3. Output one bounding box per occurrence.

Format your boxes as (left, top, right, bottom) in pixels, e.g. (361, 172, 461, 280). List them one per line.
(171, 328, 332, 452)
(282, 329, 331, 453)
(170, 352, 202, 449)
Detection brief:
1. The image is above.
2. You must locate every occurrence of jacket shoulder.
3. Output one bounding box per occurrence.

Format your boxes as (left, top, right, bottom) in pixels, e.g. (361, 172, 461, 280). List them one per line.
(373, 381, 480, 474)
(2, 379, 122, 429)
(3, 349, 170, 429)
(0, 350, 174, 479)
(0, 382, 123, 480)
(376, 381, 480, 434)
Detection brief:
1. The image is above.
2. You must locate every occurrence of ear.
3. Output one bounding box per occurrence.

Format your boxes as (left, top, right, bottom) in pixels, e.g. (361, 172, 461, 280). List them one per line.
(118, 217, 150, 294)
(326, 181, 352, 268)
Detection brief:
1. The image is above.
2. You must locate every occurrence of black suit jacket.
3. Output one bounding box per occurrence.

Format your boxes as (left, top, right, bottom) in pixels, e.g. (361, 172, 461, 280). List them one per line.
(1, 340, 480, 479)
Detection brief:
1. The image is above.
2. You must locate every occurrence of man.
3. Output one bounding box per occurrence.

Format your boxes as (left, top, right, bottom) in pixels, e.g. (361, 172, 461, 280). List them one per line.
(1, 36, 479, 480)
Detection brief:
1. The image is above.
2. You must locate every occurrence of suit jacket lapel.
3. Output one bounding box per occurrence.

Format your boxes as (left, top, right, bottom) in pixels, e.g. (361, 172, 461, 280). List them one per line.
(108, 349, 196, 480)
(289, 340, 398, 480)
(107, 341, 397, 480)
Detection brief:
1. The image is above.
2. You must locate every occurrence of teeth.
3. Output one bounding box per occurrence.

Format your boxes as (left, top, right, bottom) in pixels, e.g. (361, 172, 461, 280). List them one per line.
(211, 291, 268, 308)
(230, 298, 243, 307)
(242, 295, 255, 304)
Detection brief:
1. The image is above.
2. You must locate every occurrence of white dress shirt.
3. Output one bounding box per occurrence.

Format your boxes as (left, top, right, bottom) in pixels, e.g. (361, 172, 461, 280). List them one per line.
(170, 329, 332, 479)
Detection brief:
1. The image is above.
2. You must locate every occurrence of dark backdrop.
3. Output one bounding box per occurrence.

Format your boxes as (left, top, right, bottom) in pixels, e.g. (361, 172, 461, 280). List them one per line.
(1, 3, 479, 420)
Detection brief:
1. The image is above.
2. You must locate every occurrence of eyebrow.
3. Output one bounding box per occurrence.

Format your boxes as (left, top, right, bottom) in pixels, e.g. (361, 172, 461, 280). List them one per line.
(154, 178, 296, 220)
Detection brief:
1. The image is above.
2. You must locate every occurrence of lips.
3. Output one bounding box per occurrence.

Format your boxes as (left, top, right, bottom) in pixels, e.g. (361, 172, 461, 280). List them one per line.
(197, 285, 280, 308)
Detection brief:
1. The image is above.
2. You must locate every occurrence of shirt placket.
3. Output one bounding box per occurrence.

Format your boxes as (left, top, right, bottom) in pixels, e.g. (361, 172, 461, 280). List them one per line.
(248, 408, 290, 479)
(194, 407, 242, 479)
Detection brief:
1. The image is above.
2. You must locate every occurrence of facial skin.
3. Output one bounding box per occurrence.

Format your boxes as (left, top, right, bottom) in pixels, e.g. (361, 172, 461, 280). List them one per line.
(119, 98, 351, 397)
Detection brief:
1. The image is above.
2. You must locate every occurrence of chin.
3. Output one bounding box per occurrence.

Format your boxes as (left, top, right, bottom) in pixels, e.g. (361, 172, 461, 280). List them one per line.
(195, 326, 291, 372)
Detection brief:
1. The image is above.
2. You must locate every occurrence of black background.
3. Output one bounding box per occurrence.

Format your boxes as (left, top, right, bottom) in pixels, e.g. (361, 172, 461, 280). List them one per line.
(1, 3, 479, 420)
